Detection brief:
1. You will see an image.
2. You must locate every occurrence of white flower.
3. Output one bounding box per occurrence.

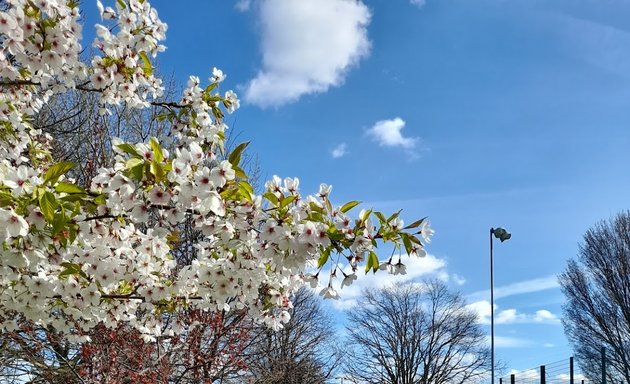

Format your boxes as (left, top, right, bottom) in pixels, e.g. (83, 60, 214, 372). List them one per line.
(210, 67, 226, 83)
(387, 262, 407, 275)
(341, 273, 357, 288)
(148, 187, 170, 205)
(303, 273, 319, 288)
(209, 161, 235, 188)
(4, 165, 38, 196)
(420, 220, 434, 243)
(319, 286, 339, 300)
(0, 208, 29, 238)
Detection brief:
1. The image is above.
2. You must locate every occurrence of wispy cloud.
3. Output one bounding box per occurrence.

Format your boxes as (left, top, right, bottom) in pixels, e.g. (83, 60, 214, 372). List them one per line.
(366, 117, 418, 149)
(234, 0, 251, 12)
(466, 300, 561, 325)
(410, 0, 427, 9)
(244, 0, 371, 107)
(547, 13, 630, 78)
(331, 143, 348, 158)
(493, 336, 534, 348)
(467, 275, 560, 302)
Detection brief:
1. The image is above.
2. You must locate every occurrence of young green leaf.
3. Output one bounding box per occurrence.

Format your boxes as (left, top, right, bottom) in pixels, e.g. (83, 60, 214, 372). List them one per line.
(55, 182, 85, 194)
(139, 51, 153, 76)
(340, 200, 360, 213)
(228, 142, 250, 168)
(44, 162, 76, 185)
(403, 217, 426, 230)
(149, 137, 163, 163)
(39, 191, 58, 222)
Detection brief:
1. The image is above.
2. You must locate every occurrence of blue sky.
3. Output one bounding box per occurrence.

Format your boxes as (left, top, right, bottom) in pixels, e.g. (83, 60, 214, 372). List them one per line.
(90, 0, 630, 376)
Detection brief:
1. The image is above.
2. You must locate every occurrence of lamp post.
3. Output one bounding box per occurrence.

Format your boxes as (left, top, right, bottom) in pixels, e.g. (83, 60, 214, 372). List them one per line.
(490, 227, 511, 384)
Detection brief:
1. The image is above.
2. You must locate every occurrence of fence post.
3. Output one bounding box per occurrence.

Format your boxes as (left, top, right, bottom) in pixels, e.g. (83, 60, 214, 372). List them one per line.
(540, 365, 546, 384)
(511, 374, 515, 384)
(570, 356, 574, 384)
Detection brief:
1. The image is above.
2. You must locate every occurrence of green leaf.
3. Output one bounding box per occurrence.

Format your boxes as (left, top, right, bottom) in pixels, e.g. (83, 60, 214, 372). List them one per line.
(149, 137, 163, 163)
(51, 210, 66, 235)
(59, 262, 81, 279)
(39, 191, 58, 222)
(374, 211, 387, 224)
(387, 210, 402, 223)
(117, 143, 141, 158)
(309, 202, 324, 214)
(129, 162, 144, 181)
(44, 162, 76, 185)
(403, 217, 426, 230)
(280, 195, 296, 209)
(365, 251, 379, 274)
(340, 200, 360, 213)
(233, 166, 247, 180)
(401, 233, 413, 255)
(263, 192, 279, 206)
(228, 142, 250, 168)
(55, 182, 85, 194)
(150, 159, 165, 182)
(125, 157, 144, 169)
(116, 0, 127, 9)
(139, 51, 153, 76)
(317, 248, 331, 268)
(118, 280, 134, 295)
(238, 181, 253, 201)
(93, 194, 107, 205)
(0, 191, 13, 207)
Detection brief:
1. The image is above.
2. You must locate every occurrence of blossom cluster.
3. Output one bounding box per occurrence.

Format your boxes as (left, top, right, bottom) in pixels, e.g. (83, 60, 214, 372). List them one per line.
(0, 0, 432, 339)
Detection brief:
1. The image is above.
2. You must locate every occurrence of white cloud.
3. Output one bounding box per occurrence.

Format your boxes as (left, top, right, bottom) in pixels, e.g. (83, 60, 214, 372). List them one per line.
(329, 254, 447, 310)
(549, 14, 630, 78)
(466, 300, 561, 325)
(366, 117, 418, 149)
(494, 336, 534, 348)
(467, 275, 560, 302)
(244, 0, 371, 107)
(331, 142, 348, 158)
(235, 0, 251, 12)
(451, 273, 466, 286)
(556, 373, 588, 382)
(410, 0, 426, 8)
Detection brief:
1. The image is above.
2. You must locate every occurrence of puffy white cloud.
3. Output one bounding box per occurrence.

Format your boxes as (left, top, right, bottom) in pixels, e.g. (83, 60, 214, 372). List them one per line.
(366, 117, 418, 149)
(244, 0, 371, 107)
(331, 142, 348, 158)
(466, 300, 561, 325)
(328, 253, 448, 310)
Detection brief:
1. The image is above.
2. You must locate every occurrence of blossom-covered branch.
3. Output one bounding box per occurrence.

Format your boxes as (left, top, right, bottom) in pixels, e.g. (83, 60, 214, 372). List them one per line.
(0, 0, 433, 340)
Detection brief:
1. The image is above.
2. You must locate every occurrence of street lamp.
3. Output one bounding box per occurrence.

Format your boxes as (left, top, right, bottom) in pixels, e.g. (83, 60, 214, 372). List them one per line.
(490, 227, 511, 384)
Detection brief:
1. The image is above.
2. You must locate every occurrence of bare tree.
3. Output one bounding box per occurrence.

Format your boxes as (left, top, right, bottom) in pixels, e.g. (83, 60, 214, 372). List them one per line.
(344, 280, 490, 384)
(244, 288, 343, 384)
(560, 211, 630, 384)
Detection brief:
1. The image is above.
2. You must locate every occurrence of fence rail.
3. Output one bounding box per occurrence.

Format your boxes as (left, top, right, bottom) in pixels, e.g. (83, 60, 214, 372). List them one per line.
(499, 357, 590, 384)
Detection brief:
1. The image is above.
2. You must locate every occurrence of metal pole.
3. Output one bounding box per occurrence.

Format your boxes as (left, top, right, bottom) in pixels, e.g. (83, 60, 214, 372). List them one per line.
(570, 356, 574, 384)
(541, 365, 546, 384)
(491, 228, 495, 384)
(602, 346, 607, 384)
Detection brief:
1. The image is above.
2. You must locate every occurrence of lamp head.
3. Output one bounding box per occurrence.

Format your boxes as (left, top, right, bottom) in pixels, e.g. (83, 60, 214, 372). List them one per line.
(492, 227, 511, 242)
